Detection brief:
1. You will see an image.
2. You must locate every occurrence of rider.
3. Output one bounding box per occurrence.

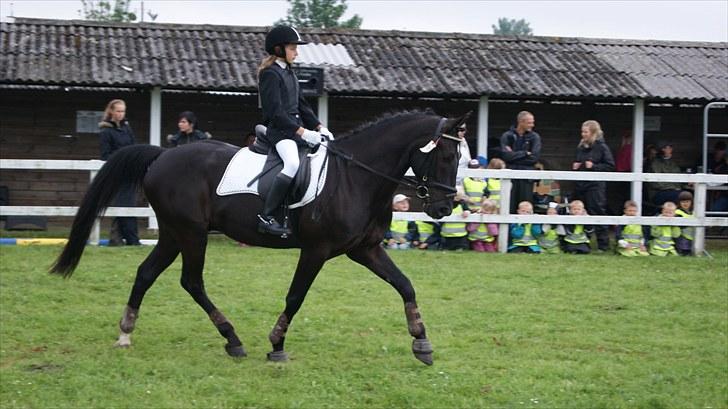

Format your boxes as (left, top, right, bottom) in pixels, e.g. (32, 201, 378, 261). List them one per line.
(256, 25, 333, 236)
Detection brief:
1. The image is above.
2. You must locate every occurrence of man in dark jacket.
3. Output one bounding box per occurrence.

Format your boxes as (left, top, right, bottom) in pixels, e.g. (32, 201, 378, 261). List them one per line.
(167, 111, 211, 147)
(500, 111, 542, 213)
(99, 99, 141, 246)
(572, 120, 615, 251)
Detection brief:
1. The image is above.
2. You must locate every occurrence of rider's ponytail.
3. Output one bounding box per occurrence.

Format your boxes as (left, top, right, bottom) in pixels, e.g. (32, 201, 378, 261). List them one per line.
(257, 55, 277, 77)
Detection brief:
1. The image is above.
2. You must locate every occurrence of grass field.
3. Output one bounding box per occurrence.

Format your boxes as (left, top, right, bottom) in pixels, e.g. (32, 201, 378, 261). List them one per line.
(1, 237, 726, 408)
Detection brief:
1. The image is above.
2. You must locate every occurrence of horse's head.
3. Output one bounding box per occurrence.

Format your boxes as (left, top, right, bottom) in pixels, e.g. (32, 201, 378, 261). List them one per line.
(410, 112, 471, 219)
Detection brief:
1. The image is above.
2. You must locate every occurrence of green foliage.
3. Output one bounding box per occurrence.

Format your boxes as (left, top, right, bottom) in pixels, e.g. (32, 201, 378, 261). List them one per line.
(78, 0, 158, 23)
(276, 0, 362, 29)
(1, 241, 726, 408)
(492, 17, 534, 36)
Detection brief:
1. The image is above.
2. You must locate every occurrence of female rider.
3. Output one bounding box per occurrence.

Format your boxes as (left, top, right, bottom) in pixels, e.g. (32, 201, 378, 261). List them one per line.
(256, 25, 333, 236)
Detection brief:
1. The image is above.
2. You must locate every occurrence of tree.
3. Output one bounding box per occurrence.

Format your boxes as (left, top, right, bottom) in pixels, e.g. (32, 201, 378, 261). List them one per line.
(78, 0, 157, 22)
(492, 17, 533, 36)
(276, 0, 362, 29)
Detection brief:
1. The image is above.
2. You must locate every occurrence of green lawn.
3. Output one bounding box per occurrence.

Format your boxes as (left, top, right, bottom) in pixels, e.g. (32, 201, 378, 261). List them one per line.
(1, 238, 726, 408)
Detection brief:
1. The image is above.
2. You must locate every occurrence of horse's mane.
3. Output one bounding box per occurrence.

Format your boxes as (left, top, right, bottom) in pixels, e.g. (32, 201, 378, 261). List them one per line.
(334, 109, 437, 142)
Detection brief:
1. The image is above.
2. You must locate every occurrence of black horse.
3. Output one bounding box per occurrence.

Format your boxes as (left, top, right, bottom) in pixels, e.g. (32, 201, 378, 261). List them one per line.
(51, 111, 467, 365)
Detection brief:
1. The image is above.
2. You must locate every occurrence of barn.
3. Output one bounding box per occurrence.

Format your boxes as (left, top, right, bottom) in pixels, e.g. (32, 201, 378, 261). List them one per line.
(1, 17, 726, 228)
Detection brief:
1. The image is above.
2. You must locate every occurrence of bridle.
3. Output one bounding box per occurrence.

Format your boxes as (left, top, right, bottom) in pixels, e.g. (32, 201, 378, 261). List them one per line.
(324, 117, 462, 205)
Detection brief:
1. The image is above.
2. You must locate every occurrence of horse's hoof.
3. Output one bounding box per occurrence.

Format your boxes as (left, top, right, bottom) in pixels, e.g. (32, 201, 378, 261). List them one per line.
(266, 350, 289, 362)
(412, 338, 433, 366)
(225, 344, 247, 358)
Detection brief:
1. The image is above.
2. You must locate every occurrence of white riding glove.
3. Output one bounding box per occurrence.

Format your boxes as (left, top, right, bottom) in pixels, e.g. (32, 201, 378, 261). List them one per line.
(301, 129, 322, 146)
(319, 126, 334, 140)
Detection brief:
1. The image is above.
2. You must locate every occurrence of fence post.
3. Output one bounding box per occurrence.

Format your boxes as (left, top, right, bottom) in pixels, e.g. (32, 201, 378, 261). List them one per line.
(498, 178, 512, 253)
(693, 182, 707, 255)
(89, 170, 100, 245)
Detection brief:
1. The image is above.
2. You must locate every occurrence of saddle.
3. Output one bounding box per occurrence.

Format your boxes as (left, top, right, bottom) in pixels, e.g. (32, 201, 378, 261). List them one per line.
(216, 125, 327, 210)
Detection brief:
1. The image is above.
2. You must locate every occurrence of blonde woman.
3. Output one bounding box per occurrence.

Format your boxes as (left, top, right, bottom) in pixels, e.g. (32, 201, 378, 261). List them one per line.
(571, 120, 615, 251)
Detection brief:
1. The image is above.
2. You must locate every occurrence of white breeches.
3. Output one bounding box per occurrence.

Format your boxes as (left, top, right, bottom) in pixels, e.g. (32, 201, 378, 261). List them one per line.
(275, 139, 300, 178)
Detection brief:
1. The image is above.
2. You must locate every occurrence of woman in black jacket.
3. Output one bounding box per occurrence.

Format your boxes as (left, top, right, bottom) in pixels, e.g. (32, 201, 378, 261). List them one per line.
(167, 111, 211, 147)
(255, 25, 333, 236)
(99, 99, 141, 246)
(571, 120, 615, 251)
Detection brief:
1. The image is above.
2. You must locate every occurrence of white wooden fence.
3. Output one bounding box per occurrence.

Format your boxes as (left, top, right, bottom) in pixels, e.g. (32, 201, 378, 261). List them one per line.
(1, 159, 727, 253)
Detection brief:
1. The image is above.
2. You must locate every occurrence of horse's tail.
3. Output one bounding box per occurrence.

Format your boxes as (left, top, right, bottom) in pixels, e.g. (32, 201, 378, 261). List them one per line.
(50, 145, 164, 278)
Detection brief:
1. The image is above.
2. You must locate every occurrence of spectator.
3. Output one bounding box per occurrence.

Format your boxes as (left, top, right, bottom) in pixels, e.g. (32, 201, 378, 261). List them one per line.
(646, 140, 686, 207)
(707, 140, 728, 214)
(440, 188, 471, 251)
(508, 201, 542, 253)
(648, 201, 681, 256)
(674, 191, 695, 256)
(99, 99, 140, 246)
(467, 199, 499, 252)
(384, 194, 416, 249)
(615, 200, 649, 257)
(562, 200, 594, 254)
(167, 111, 211, 147)
(456, 124, 472, 184)
(485, 158, 505, 208)
(538, 202, 563, 254)
(462, 159, 486, 212)
(615, 130, 633, 172)
(572, 120, 615, 251)
(414, 220, 440, 250)
(500, 111, 541, 214)
(643, 144, 658, 171)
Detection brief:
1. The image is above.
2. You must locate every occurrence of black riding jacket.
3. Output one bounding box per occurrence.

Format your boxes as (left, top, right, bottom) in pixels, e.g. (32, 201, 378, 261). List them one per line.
(573, 138, 615, 190)
(168, 129, 210, 147)
(99, 119, 135, 160)
(258, 61, 319, 145)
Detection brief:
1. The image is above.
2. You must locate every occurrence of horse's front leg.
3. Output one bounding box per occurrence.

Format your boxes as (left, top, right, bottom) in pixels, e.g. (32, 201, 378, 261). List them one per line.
(347, 245, 433, 365)
(268, 248, 326, 362)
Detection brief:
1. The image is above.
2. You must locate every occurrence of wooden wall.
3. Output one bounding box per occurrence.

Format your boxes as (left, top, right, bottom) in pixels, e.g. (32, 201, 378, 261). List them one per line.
(1, 87, 723, 228)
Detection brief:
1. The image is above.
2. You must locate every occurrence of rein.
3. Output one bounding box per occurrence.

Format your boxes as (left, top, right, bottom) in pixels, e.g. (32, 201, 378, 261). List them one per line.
(324, 117, 459, 202)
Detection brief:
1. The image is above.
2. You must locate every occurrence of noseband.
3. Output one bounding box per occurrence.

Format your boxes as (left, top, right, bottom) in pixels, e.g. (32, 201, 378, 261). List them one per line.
(324, 117, 461, 206)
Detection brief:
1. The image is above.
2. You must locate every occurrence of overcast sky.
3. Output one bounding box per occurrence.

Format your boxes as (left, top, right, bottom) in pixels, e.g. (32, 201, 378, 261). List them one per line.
(1, 0, 726, 42)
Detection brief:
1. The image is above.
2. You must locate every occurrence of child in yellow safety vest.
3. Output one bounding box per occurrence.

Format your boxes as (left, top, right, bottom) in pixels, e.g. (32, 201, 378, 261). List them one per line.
(384, 194, 416, 249)
(440, 188, 472, 250)
(674, 191, 694, 256)
(467, 199, 499, 252)
(562, 200, 593, 254)
(508, 201, 543, 253)
(649, 201, 681, 256)
(462, 159, 487, 212)
(413, 221, 440, 250)
(615, 200, 649, 257)
(538, 202, 564, 254)
(484, 158, 504, 208)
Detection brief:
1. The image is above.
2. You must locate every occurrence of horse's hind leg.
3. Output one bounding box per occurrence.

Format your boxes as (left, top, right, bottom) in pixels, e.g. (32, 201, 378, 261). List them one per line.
(346, 245, 433, 365)
(179, 234, 246, 357)
(115, 232, 180, 348)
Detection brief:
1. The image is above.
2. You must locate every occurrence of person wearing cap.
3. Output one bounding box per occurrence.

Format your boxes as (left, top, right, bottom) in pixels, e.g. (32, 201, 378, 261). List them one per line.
(646, 140, 687, 208)
(255, 25, 334, 236)
(674, 191, 695, 256)
(167, 111, 211, 147)
(384, 194, 417, 249)
(499, 111, 542, 214)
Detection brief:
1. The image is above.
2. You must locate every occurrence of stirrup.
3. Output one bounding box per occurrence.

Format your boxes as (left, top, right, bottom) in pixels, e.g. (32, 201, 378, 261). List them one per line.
(257, 215, 291, 237)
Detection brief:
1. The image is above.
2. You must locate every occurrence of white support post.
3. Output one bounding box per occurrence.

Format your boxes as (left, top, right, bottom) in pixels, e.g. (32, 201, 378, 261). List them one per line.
(477, 96, 489, 159)
(89, 170, 100, 245)
(693, 182, 707, 255)
(148, 86, 162, 230)
(631, 98, 645, 208)
(318, 92, 329, 127)
(497, 178, 512, 253)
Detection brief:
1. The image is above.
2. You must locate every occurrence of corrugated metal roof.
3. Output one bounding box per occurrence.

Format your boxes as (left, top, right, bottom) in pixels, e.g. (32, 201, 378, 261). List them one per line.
(0, 18, 726, 100)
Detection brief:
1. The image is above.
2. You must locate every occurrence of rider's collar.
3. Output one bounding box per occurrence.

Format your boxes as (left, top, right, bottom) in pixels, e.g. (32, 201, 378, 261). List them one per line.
(275, 59, 288, 69)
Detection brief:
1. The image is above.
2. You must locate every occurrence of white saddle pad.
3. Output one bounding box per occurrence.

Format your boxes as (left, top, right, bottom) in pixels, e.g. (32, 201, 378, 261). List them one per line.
(215, 144, 328, 209)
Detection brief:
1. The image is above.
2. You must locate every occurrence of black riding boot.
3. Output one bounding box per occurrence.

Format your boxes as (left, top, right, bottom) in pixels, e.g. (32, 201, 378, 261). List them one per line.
(258, 173, 293, 236)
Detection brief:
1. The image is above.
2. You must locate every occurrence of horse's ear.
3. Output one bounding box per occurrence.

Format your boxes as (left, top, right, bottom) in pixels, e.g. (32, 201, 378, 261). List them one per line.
(449, 111, 473, 131)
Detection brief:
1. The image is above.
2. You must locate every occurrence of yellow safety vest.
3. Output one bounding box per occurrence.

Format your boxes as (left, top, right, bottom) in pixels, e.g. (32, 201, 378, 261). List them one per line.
(565, 224, 589, 244)
(538, 226, 559, 248)
(650, 225, 679, 251)
(513, 224, 537, 246)
(441, 205, 467, 238)
(621, 224, 644, 245)
(463, 177, 487, 210)
(468, 223, 495, 242)
(675, 209, 695, 240)
(415, 221, 434, 242)
(389, 220, 409, 241)
(487, 178, 501, 204)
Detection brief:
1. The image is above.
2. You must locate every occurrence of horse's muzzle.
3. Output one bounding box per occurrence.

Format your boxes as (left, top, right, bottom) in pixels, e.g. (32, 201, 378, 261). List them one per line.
(424, 202, 453, 219)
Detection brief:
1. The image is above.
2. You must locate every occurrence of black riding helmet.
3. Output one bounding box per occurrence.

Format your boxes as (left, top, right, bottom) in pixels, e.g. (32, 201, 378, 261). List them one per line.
(265, 25, 307, 57)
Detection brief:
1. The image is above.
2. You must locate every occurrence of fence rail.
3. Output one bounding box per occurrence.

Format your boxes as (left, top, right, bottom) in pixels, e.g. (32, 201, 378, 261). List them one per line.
(1, 159, 727, 253)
